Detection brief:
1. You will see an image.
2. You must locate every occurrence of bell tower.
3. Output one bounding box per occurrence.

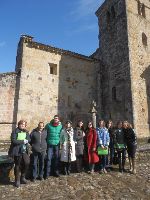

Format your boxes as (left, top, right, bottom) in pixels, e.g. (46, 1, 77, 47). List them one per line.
(96, 0, 133, 123)
(96, 0, 150, 138)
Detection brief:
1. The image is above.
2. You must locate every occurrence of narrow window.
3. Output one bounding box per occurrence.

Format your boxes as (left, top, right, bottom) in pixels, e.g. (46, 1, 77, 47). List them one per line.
(142, 33, 148, 46)
(107, 11, 110, 24)
(111, 6, 115, 18)
(112, 87, 117, 101)
(141, 4, 146, 18)
(138, 1, 146, 18)
(49, 63, 57, 75)
(68, 96, 71, 107)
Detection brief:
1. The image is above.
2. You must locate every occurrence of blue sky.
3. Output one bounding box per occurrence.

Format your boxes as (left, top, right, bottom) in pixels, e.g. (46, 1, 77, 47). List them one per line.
(0, 0, 104, 73)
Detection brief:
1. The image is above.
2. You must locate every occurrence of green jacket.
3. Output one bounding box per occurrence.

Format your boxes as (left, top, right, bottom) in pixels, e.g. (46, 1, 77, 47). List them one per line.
(45, 120, 62, 145)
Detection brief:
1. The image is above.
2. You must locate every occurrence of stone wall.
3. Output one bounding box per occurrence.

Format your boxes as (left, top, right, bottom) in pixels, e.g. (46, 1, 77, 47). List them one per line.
(15, 36, 100, 132)
(0, 73, 16, 139)
(126, 0, 150, 137)
(96, 0, 133, 124)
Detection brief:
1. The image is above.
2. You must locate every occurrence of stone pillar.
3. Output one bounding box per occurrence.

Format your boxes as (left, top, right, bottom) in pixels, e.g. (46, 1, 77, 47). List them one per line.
(89, 101, 97, 128)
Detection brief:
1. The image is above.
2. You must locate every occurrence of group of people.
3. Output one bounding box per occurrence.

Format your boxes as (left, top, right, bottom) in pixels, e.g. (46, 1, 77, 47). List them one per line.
(9, 115, 137, 188)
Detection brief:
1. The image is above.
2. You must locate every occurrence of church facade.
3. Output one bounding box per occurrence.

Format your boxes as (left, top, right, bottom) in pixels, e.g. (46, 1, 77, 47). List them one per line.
(0, 0, 150, 140)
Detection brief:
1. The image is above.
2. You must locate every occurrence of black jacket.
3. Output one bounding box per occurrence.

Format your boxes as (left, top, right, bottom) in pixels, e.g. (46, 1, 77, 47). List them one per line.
(30, 128, 47, 153)
(108, 127, 115, 146)
(114, 128, 126, 146)
(123, 128, 137, 145)
(9, 128, 30, 157)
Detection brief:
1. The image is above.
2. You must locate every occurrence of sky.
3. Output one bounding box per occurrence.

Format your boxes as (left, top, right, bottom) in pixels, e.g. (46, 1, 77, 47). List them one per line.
(0, 0, 105, 73)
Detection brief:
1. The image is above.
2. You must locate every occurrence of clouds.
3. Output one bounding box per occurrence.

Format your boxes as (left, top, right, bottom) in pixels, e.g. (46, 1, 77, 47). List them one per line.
(65, 0, 104, 35)
(0, 41, 6, 47)
(70, 0, 104, 20)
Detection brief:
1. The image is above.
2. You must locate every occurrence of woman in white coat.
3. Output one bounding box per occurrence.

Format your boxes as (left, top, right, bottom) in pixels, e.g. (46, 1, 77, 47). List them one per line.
(60, 120, 76, 175)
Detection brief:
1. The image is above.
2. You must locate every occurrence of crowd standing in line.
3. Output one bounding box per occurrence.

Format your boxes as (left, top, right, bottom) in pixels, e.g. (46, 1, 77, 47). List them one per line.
(9, 115, 137, 188)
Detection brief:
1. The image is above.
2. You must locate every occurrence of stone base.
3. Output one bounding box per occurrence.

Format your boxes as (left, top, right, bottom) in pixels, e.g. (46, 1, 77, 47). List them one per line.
(137, 137, 150, 144)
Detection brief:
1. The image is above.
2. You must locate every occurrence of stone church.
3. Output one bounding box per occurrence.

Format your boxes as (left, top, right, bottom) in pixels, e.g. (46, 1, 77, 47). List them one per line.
(0, 0, 150, 140)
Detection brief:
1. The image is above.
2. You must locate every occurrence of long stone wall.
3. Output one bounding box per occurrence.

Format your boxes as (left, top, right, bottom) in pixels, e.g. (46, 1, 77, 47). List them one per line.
(0, 73, 16, 139)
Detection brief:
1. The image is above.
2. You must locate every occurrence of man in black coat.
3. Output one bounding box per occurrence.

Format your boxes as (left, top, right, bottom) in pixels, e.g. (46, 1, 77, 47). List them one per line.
(30, 122, 47, 181)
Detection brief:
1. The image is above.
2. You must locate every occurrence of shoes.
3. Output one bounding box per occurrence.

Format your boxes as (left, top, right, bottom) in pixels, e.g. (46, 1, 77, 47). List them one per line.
(129, 168, 133, 172)
(99, 170, 104, 174)
(31, 178, 36, 182)
(131, 169, 136, 174)
(15, 181, 20, 188)
(21, 177, 28, 184)
(67, 171, 70, 175)
(39, 177, 43, 181)
(123, 169, 127, 173)
(44, 176, 49, 180)
(103, 169, 107, 174)
(106, 168, 111, 172)
(88, 169, 94, 174)
(54, 173, 60, 177)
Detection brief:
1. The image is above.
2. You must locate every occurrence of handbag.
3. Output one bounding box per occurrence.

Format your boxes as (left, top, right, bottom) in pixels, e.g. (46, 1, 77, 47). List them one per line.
(97, 146, 108, 155)
(114, 143, 125, 149)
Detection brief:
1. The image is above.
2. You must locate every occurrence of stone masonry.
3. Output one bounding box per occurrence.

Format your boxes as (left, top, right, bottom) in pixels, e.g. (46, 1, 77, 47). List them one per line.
(95, 0, 150, 138)
(0, 73, 16, 139)
(0, 35, 100, 139)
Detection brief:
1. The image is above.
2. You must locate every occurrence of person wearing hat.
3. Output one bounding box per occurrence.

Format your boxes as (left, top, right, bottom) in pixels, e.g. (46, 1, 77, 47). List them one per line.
(60, 120, 76, 175)
(45, 115, 62, 178)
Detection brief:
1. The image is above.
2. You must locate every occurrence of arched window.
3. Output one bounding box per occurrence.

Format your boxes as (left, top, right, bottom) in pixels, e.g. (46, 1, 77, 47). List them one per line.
(142, 33, 148, 46)
(111, 6, 116, 18)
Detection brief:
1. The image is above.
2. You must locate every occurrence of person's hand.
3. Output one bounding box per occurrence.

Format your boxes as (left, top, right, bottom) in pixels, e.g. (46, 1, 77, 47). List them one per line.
(92, 147, 96, 152)
(101, 145, 104, 149)
(24, 139, 28, 144)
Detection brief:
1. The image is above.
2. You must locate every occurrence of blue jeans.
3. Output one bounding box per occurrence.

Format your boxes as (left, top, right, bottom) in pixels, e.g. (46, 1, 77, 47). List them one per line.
(32, 151, 46, 179)
(100, 155, 108, 170)
(46, 145, 59, 176)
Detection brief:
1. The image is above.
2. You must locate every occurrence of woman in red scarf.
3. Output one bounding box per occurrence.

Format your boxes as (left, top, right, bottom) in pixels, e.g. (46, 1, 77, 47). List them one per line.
(84, 121, 99, 173)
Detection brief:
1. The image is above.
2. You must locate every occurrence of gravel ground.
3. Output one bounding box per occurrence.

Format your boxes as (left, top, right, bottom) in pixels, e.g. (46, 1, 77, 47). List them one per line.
(0, 150, 150, 200)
